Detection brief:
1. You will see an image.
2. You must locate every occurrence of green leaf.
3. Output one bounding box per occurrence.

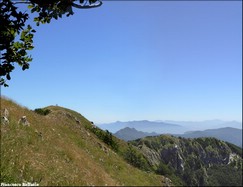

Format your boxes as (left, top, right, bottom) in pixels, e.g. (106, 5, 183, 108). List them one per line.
(13, 42, 20, 48)
(20, 31, 25, 40)
(34, 17, 39, 22)
(28, 5, 34, 9)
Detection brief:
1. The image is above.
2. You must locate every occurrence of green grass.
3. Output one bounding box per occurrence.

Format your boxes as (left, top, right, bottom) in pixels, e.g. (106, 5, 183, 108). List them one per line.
(1, 97, 170, 186)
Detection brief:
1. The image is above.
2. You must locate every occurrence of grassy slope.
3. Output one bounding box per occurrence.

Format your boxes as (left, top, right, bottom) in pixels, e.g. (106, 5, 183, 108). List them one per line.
(1, 97, 168, 186)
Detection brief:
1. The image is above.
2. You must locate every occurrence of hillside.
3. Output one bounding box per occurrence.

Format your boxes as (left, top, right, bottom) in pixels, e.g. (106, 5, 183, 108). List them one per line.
(175, 127, 242, 147)
(130, 135, 243, 186)
(114, 127, 158, 141)
(0, 97, 170, 186)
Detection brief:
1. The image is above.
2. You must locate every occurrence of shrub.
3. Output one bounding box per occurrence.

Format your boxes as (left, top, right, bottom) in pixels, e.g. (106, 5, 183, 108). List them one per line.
(207, 165, 242, 186)
(156, 162, 173, 176)
(124, 145, 150, 171)
(86, 126, 118, 152)
(34, 108, 51, 116)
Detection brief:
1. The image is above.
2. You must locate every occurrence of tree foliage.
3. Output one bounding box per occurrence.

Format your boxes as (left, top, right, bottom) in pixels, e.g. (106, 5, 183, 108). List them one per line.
(0, 0, 102, 87)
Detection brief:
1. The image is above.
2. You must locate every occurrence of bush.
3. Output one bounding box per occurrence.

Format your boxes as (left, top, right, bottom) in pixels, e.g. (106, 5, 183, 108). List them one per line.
(34, 108, 51, 116)
(156, 162, 173, 176)
(207, 165, 242, 186)
(102, 130, 118, 151)
(124, 145, 150, 171)
(86, 126, 118, 152)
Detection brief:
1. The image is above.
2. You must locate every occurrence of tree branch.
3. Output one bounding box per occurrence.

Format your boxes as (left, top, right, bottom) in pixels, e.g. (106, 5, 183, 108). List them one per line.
(72, 1, 102, 9)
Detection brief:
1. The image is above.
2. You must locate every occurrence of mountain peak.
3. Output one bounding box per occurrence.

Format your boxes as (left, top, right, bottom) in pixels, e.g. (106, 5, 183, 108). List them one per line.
(114, 127, 159, 141)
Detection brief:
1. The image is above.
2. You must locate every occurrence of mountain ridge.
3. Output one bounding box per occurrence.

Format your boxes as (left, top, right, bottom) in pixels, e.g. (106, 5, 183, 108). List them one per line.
(98, 120, 185, 134)
(114, 127, 159, 141)
(130, 135, 242, 186)
(1, 97, 242, 186)
(98, 119, 242, 135)
(114, 126, 242, 148)
(174, 127, 242, 147)
(0, 97, 170, 186)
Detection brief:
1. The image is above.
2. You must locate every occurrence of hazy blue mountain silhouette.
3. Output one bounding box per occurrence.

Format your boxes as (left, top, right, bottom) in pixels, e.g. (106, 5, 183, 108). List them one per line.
(98, 120, 242, 135)
(98, 120, 186, 134)
(174, 127, 242, 147)
(114, 127, 159, 141)
(163, 120, 242, 131)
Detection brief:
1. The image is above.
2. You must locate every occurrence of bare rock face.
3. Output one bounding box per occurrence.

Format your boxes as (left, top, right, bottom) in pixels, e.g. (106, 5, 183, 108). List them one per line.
(130, 135, 243, 186)
(160, 144, 185, 172)
(18, 116, 30, 126)
(139, 143, 161, 166)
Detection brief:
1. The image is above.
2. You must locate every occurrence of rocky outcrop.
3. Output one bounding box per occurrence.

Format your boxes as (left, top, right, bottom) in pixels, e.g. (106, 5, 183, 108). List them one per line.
(138, 143, 161, 166)
(1, 116, 9, 125)
(18, 116, 30, 126)
(2, 108, 9, 118)
(160, 144, 185, 172)
(130, 135, 243, 186)
(1, 108, 9, 125)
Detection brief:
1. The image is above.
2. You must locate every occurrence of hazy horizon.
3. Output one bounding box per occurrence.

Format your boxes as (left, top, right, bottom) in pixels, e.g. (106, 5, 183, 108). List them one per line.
(96, 118, 242, 134)
(2, 1, 242, 124)
(98, 119, 242, 124)
(1, 95, 242, 125)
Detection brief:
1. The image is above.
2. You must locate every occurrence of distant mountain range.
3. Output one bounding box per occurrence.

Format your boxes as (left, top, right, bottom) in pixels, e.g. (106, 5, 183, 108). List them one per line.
(163, 120, 242, 131)
(174, 127, 242, 147)
(98, 120, 242, 134)
(114, 127, 159, 141)
(114, 126, 242, 148)
(98, 120, 187, 134)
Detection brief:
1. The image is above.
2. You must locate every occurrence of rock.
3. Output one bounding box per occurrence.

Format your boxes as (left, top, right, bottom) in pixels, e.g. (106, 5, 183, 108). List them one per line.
(66, 113, 73, 119)
(163, 176, 173, 186)
(2, 108, 9, 118)
(74, 117, 80, 124)
(1, 108, 10, 125)
(1, 116, 9, 125)
(18, 116, 30, 126)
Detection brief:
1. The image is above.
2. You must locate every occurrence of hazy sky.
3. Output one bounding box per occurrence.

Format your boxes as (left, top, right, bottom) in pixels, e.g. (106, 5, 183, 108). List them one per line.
(2, 1, 242, 123)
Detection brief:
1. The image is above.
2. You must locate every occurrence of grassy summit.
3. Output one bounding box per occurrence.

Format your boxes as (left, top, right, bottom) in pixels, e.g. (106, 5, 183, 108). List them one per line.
(1, 97, 169, 186)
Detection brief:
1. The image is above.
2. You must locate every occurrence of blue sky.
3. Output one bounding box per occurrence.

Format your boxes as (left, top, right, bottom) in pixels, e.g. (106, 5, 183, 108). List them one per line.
(2, 1, 242, 123)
